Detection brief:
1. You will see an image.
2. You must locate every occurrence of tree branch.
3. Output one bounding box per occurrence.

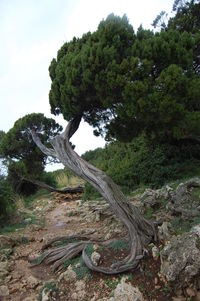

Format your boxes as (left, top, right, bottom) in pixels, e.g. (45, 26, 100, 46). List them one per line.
(30, 129, 57, 158)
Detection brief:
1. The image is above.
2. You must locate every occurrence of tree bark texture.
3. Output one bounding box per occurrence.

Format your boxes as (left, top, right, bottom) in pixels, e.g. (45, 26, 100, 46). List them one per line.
(22, 177, 83, 194)
(31, 117, 156, 274)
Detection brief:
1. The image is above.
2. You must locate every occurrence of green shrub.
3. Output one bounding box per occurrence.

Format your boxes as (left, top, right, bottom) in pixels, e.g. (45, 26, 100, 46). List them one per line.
(82, 135, 200, 196)
(0, 176, 15, 222)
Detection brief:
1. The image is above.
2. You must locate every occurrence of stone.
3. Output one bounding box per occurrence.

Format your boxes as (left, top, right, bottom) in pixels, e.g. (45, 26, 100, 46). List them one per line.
(158, 222, 172, 241)
(109, 278, 144, 301)
(191, 224, 200, 237)
(58, 269, 76, 283)
(186, 287, 196, 297)
(41, 288, 51, 301)
(91, 251, 101, 266)
(24, 218, 32, 223)
(0, 285, 9, 296)
(27, 275, 40, 288)
(160, 232, 200, 288)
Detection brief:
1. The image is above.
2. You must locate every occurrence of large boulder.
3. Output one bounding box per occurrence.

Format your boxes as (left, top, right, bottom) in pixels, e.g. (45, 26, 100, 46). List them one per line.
(160, 232, 200, 289)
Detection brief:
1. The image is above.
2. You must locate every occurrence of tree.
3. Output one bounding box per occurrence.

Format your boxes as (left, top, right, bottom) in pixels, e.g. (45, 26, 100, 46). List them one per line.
(31, 9, 199, 274)
(0, 113, 62, 194)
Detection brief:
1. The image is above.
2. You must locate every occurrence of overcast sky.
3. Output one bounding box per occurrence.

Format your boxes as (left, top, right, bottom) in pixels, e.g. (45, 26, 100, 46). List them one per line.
(0, 0, 173, 165)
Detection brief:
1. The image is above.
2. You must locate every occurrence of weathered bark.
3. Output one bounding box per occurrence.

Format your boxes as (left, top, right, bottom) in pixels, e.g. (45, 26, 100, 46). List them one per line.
(31, 117, 156, 274)
(22, 177, 83, 194)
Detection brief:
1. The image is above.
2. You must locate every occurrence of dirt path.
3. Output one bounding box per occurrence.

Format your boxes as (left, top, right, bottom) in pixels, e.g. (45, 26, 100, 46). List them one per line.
(0, 193, 177, 301)
(1, 194, 89, 301)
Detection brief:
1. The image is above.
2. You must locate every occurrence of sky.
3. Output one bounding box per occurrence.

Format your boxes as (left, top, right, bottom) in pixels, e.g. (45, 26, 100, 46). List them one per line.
(0, 0, 173, 169)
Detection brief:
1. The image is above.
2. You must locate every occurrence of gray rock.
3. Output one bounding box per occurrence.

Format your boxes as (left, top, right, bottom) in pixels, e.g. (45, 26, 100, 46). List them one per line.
(58, 268, 76, 283)
(158, 222, 172, 241)
(0, 285, 9, 296)
(160, 232, 200, 288)
(91, 251, 101, 266)
(190, 224, 200, 237)
(27, 275, 40, 288)
(42, 288, 51, 301)
(109, 278, 144, 301)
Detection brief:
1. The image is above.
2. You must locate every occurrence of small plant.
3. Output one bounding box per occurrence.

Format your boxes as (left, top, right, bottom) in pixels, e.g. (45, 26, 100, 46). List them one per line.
(31, 253, 45, 265)
(144, 207, 154, 219)
(110, 240, 129, 251)
(63, 256, 80, 269)
(85, 244, 94, 257)
(38, 281, 57, 301)
(21, 236, 29, 244)
(68, 210, 74, 217)
(105, 277, 120, 290)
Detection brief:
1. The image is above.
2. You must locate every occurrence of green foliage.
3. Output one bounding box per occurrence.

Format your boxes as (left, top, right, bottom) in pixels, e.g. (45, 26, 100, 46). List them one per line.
(144, 207, 154, 220)
(49, 11, 200, 144)
(82, 182, 101, 200)
(85, 244, 94, 256)
(23, 189, 50, 208)
(0, 212, 43, 235)
(171, 216, 200, 235)
(0, 113, 62, 194)
(82, 135, 200, 194)
(110, 240, 129, 251)
(38, 282, 57, 301)
(0, 176, 15, 221)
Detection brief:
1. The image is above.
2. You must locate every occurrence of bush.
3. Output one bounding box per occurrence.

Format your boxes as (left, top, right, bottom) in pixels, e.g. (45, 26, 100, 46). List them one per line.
(0, 176, 15, 221)
(40, 171, 57, 187)
(82, 135, 200, 198)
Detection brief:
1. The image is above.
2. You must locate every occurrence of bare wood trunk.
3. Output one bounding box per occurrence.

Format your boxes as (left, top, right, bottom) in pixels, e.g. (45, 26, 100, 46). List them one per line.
(22, 177, 83, 194)
(31, 117, 156, 274)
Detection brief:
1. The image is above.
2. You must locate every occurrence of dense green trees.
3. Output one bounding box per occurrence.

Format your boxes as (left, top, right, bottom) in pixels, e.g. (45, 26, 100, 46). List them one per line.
(0, 113, 62, 194)
(30, 0, 200, 274)
(49, 6, 200, 144)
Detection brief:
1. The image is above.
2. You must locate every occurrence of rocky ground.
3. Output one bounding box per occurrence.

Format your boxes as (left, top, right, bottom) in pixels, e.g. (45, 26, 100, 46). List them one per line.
(0, 179, 200, 301)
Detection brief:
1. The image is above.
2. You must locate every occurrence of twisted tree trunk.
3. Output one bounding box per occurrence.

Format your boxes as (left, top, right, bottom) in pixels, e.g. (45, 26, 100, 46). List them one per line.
(31, 117, 156, 274)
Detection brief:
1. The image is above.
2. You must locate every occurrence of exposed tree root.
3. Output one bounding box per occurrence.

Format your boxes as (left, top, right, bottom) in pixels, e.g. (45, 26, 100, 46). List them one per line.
(31, 117, 157, 275)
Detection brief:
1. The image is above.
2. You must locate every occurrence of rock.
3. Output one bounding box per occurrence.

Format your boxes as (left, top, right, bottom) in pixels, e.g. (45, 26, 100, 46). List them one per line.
(160, 232, 200, 288)
(109, 278, 144, 301)
(91, 251, 101, 266)
(140, 187, 169, 208)
(158, 222, 172, 241)
(27, 275, 40, 288)
(24, 218, 32, 223)
(41, 288, 51, 301)
(71, 280, 86, 300)
(186, 287, 196, 297)
(0, 285, 9, 296)
(191, 224, 200, 237)
(58, 269, 76, 283)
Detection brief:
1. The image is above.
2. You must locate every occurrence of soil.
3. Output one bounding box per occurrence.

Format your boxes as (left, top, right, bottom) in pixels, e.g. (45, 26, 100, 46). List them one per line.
(0, 192, 176, 301)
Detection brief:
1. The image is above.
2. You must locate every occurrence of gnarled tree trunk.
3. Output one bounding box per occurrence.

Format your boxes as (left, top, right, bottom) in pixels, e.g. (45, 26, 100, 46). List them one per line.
(31, 117, 156, 274)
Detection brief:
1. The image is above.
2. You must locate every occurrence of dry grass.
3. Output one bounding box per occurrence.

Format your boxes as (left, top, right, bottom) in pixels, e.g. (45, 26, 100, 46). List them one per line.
(56, 170, 84, 188)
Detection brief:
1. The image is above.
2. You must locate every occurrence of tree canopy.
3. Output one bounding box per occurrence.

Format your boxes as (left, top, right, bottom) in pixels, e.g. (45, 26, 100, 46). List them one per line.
(0, 113, 62, 193)
(49, 3, 200, 143)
